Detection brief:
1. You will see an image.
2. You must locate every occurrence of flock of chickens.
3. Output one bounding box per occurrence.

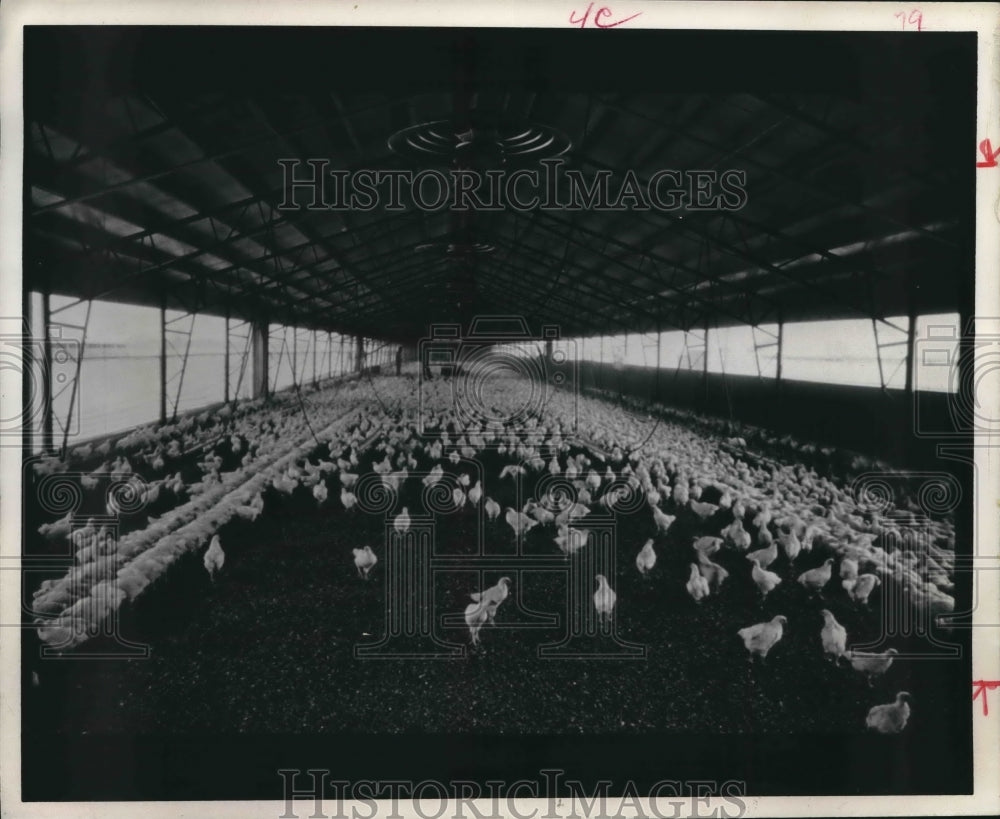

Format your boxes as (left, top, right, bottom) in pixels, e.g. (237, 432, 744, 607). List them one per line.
(31, 373, 953, 736)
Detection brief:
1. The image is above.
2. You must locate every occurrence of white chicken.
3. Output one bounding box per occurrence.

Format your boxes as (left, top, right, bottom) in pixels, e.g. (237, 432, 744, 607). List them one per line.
(652, 507, 677, 535)
(686, 563, 710, 602)
(468, 480, 482, 506)
(352, 545, 377, 579)
(840, 557, 860, 592)
(865, 692, 912, 734)
(312, 481, 328, 506)
(737, 615, 787, 661)
(849, 573, 881, 605)
(593, 574, 616, 622)
(470, 577, 511, 626)
(484, 498, 501, 521)
(635, 539, 656, 575)
(746, 541, 778, 570)
(750, 559, 782, 598)
(819, 608, 847, 660)
(203, 535, 225, 582)
(797, 558, 834, 594)
(465, 601, 491, 646)
(696, 553, 729, 592)
(394, 507, 411, 534)
(849, 648, 898, 683)
(554, 526, 588, 556)
(505, 508, 538, 536)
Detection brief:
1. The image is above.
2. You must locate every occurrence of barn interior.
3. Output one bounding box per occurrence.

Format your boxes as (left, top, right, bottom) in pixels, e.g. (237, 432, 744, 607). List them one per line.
(19, 26, 976, 800)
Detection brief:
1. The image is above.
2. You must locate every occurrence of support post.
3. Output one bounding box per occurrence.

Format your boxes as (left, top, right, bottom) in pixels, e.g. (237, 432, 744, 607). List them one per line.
(251, 319, 269, 399)
(41, 291, 54, 453)
(776, 315, 784, 386)
(159, 303, 167, 424)
(224, 313, 230, 403)
(703, 318, 710, 407)
(355, 335, 364, 373)
(905, 309, 916, 395)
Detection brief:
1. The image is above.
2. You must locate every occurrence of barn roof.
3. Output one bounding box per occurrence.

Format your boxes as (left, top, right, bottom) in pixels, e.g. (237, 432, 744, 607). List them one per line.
(24, 27, 975, 342)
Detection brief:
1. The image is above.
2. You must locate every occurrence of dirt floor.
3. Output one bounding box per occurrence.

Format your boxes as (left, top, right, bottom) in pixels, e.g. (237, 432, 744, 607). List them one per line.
(20, 431, 972, 798)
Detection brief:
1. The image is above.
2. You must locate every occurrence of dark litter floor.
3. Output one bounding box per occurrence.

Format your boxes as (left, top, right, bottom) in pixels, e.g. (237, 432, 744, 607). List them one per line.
(23, 444, 968, 742)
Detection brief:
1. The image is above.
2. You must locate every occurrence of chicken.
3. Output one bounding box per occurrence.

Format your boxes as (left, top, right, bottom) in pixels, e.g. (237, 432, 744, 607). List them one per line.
(525, 501, 555, 526)
(500, 464, 526, 480)
(672, 482, 689, 506)
(745, 541, 778, 569)
(696, 552, 729, 592)
(652, 507, 677, 534)
(484, 498, 501, 521)
(272, 474, 298, 496)
(635, 539, 656, 575)
(340, 472, 359, 489)
(37, 514, 73, 543)
(312, 481, 329, 505)
(452, 488, 467, 509)
(721, 518, 751, 551)
(840, 557, 860, 592)
(849, 573, 881, 605)
(689, 499, 719, 521)
(593, 574, 616, 622)
(470, 577, 511, 625)
(555, 526, 588, 556)
(506, 508, 538, 536)
(340, 488, 357, 511)
(797, 558, 834, 593)
(422, 464, 444, 486)
(750, 559, 782, 598)
(465, 601, 491, 646)
(737, 615, 787, 661)
(849, 648, 899, 683)
(468, 480, 482, 506)
(394, 507, 411, 534)
(352, 546, 377, 579)
(865, 692, 913, 734)
(555, 502, 590, 528)
(693, 536, 723, 556)
(778, 528, 801, 562)
(686, 563, 711, 602)
(203, 535, 225, 582)
(819, 608, 847, 660)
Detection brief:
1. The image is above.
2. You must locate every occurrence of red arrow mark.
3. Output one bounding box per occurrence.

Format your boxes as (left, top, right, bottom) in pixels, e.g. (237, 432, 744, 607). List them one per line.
(972, 680, 1000, 715)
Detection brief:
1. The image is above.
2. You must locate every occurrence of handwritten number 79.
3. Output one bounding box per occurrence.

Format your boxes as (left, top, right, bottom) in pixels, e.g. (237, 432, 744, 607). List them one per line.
(894, 9, 923, 31)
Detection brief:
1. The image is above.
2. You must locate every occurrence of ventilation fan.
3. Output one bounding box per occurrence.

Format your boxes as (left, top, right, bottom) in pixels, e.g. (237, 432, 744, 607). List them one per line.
(388, 119, 571, 166)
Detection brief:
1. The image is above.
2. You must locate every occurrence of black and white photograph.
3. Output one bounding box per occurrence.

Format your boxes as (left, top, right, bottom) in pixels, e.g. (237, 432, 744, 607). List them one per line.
(1, 1, 998, 815)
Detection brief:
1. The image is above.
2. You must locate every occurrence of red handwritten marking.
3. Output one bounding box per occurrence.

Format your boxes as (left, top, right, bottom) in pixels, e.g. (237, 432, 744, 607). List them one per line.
(569, 2, 642, 29)
(977, 139, 1000, 168)
(894, 9, 923, 31)
(972, 680, 1000, 715)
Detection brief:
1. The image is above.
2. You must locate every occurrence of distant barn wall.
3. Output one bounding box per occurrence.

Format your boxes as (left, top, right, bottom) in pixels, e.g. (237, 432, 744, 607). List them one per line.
(575, 361, 959, 468)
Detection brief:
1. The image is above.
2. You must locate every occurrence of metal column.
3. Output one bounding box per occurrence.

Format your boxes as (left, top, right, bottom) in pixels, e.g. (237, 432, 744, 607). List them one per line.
(224, 314, 230, 403)
(41, 291, 54, 453)
(775, 316, 784, 385)
(159, 303, 167, 424)
(905, 310, 916, 394)
(251, 319, 269, 399)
